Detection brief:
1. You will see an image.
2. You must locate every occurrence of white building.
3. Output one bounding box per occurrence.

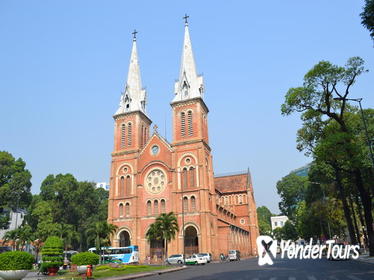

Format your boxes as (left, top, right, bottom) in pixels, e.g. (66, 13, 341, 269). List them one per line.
(271, 215, 289, 231)
(0, 210, 25, 240)
(96, 182, 110, 191)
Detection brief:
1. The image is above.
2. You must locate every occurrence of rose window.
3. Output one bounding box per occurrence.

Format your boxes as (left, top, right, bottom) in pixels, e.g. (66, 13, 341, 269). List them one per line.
(145, 169, 166, 194)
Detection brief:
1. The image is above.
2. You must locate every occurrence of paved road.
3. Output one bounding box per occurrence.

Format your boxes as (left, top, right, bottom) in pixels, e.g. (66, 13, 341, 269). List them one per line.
(146, 257, 374, 280)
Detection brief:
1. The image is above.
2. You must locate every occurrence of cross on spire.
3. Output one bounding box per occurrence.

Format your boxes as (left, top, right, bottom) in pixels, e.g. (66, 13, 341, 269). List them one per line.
(183, 14, 189, 25)
(132, 29, 138, 41)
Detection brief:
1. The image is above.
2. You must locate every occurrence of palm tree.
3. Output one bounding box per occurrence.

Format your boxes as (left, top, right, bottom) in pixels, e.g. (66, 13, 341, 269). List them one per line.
(86, 221, 118, 263)
(56, 223, 80, 251)
(146, 212, 179, 260)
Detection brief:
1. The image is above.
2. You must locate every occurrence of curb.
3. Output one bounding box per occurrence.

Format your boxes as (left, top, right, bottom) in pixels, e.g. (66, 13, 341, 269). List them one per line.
(98, 266, 188, 280)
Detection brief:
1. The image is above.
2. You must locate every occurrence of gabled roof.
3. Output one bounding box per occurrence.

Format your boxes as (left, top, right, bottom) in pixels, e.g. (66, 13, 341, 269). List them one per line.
(214, 171, 249, 193)
(139, 131, 173, 156)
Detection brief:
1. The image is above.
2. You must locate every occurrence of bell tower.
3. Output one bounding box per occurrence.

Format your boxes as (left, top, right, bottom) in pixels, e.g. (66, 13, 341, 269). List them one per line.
(113, 31, 151, 154)
(108, 32, 151, 235)
(170, 16, 217, 256)
(171, 17, 209, 146)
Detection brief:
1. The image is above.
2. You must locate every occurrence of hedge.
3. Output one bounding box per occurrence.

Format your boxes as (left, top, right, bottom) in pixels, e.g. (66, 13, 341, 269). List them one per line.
(41, 236, 63, 268)
(71, 252, 99, 266)
(0, 251, 34, 270)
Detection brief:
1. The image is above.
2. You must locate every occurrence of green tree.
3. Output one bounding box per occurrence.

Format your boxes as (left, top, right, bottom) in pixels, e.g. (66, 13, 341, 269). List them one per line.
(26, 174, 109, 249)
(146, 212, 179, 259)
(257, 206, 273, 235)
(281, 221, 298, 241)
(0, 151, 32, 229)
(361, 0, 374, 41)
(281, 57, 374, 255)
(276, 173, 308, 221)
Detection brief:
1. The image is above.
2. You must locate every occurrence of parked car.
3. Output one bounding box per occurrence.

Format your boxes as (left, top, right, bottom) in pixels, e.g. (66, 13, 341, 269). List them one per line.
(228, 250, 240, 261)
(166, 254, 184, 265)
(185, 254, 208, 265)
(197, 253, 212, 263)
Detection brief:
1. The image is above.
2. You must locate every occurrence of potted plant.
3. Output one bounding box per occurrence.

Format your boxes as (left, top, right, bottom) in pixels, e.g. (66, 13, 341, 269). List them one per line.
(0, 251, 34, 280)
(41, 236, 63, 276)
(71, 252, 99, 274)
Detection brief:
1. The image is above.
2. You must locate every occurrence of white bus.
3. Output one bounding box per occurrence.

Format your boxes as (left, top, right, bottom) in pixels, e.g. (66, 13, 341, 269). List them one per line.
(88, 246, 139, 264)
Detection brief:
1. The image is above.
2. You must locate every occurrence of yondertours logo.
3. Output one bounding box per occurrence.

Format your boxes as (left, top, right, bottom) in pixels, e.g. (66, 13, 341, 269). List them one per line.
(256, 235, 360, 266)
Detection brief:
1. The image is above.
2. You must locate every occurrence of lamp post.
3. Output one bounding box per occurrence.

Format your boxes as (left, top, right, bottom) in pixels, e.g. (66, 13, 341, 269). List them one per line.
(333, 97, 374, 167)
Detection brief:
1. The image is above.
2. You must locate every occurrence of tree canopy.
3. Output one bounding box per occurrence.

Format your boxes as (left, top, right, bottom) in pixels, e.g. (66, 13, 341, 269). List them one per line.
(0, 151, 32, 229)
(281, 57, 374, 256)
(361, 0, 374, 41)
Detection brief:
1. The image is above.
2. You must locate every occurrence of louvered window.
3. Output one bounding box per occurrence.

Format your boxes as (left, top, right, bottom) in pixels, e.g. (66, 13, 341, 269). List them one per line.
(127, 123, 132, 146)
(181, 112, 186, 137)
(188, 110, 193, 136)
(121, 124, 126, 148)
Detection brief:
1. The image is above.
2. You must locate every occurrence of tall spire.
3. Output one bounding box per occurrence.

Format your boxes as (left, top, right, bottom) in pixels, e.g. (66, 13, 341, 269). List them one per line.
(115, 30, 147, 115)
(172, 15, 204, 103)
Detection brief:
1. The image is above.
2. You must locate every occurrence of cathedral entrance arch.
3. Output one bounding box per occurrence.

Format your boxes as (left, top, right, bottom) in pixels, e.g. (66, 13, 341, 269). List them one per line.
(184, 226, 199, 255)
(150, 239, 164, 260)
(119, 230, 131, 247)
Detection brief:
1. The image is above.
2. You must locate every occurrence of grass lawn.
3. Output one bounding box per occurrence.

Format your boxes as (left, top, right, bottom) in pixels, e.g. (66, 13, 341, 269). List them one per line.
(54, 265, 169, 279)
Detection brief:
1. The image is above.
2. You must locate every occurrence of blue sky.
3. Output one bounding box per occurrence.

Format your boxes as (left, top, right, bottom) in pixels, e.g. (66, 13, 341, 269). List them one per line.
(0, 1, 373, 213)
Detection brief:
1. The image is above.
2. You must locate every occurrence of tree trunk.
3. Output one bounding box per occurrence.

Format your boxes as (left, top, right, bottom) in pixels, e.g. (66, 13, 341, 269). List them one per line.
(348, 194, 360, 245)
(164, 239, 168, 261)
(354, 169, 374, 256)
(355, 193, 369, 248)
(334, 167, 358, 244)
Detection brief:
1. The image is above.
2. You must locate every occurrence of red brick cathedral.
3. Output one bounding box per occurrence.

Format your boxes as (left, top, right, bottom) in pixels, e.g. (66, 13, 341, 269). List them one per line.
(108, 20, 259, 261)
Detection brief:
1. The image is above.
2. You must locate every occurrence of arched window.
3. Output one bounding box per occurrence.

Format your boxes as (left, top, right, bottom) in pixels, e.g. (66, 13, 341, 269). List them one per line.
(127, 123, 132, 146)
(182, 168, 188, 189)
(183, 197, 188, 212)
(119, 176, 125, 197)
(121, 124, 126, 148)
(189, 167, 195, 188)
(181, 112, 186, 137)
(191, 196, 196, 212)
(187, 110, 193, 136)
(147, 201, 152, 216)
(119, 204, 123, 217)
(161, 199, 166, 213)
(125, 175, 131, 196)
(125, 203, 130, 216)
(154, 200, 159, 215)
(238, 195, 243, 204)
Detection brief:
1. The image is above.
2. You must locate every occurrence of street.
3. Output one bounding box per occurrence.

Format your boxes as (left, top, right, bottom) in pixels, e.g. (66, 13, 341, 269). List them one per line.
(146, 257, 374, 280)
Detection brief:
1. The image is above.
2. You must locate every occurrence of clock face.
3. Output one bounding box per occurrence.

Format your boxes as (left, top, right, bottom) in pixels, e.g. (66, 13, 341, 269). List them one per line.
(151, 145, 159, 155)
(145, 169, 166, 194)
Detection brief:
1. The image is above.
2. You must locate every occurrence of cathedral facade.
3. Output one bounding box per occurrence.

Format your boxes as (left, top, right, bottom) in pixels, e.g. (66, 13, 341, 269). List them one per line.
(107, 21, 259, 261)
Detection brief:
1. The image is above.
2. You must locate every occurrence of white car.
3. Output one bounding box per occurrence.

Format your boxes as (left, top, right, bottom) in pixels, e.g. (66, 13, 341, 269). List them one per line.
(166, 254, 184, 264)
(197, 253, 212, 263)
(185, 254, 208, 265)
(228, 250, 240, 261)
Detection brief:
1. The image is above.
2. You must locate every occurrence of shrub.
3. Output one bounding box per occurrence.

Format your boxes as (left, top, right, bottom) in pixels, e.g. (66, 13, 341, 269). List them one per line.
(41, 236, 63, 269)
(94, 265, 111, 271)
(0, 251, 34, 270)
(71, 252, 99, 266)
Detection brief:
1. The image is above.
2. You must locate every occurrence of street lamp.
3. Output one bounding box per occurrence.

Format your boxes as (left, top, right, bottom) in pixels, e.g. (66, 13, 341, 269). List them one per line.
(333, 97, 374, 167)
